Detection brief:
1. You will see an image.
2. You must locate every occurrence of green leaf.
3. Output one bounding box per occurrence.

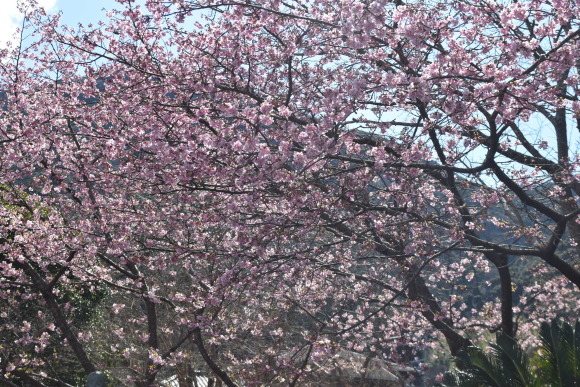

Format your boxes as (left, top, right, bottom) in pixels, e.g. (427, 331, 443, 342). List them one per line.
(489, 332, 535, 386)
(537, 320, 580, 386)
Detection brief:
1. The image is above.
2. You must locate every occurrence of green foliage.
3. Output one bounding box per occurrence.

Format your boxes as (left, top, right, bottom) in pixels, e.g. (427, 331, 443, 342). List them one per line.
(0, 183, 52, 224)
(449, 333, 536, 387)
(443, 320, 580, 387)
(57, 282, 110, 326)
(536, 320, 580, 386)
(1, 185, 108, 384)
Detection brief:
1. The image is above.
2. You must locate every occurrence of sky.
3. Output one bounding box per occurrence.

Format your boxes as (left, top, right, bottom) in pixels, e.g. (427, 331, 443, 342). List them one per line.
(0, 0, 119, 45)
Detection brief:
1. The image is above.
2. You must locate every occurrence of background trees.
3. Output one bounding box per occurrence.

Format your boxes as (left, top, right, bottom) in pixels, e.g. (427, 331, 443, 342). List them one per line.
(0, 0, 578, 385)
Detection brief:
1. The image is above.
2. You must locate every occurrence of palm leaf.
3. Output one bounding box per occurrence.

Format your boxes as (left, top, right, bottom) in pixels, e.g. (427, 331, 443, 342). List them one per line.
(573, 321, 580, 384)
(461, 345, 507, 387)
(441, 369, 480, 386)
(442, 320, 580, 387)
(537, 319, 580, 386)
(489, 332, 535, 386)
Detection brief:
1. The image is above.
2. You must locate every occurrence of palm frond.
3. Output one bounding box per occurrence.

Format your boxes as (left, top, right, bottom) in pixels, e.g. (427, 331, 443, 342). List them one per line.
(461, 345, 507, 387)
(489, 332, 535, 386)
(442, 320, 580, 387)
(441, 369, 480, 387)
(573, 321, 580, 384)
(537, 319, 580, 386)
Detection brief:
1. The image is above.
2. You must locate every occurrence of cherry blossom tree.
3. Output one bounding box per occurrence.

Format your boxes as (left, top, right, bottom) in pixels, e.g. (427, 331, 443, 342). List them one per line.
(0, 0, 578, 385)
